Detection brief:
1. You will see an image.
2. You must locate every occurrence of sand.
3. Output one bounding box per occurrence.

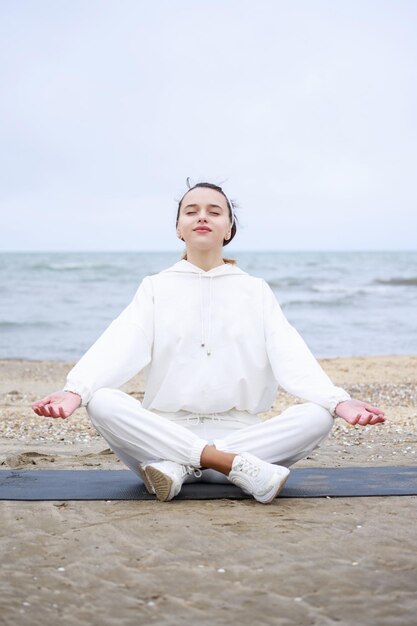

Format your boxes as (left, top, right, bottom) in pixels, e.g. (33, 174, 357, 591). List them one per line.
(0, 355, 416, 625)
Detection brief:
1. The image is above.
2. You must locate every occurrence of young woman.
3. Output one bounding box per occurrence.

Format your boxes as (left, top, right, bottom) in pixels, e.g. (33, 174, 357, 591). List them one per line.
(32, 180, 386, 504)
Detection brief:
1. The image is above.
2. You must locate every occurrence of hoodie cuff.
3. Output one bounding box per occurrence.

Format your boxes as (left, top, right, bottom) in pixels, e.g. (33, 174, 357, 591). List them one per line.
(63, 382, 91, 407)
(328, 391, 352, 418)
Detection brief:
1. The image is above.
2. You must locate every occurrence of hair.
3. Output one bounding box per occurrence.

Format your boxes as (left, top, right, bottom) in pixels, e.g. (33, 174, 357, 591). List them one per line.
(175, 178, 239, 265)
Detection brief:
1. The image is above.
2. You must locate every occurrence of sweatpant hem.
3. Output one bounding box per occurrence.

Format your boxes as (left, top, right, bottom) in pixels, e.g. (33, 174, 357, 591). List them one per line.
(190, 439, 209, 468)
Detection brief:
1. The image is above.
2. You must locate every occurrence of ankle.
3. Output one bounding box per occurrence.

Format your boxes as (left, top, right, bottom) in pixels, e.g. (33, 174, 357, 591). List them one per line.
(200, 444, 237, 476)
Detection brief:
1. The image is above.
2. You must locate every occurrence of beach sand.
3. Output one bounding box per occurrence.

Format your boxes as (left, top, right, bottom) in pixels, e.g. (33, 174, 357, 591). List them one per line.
(1, 356, 416, 625)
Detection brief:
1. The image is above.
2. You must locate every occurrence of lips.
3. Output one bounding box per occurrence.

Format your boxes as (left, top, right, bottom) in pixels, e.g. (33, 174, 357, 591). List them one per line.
(194, 227, 211, 232)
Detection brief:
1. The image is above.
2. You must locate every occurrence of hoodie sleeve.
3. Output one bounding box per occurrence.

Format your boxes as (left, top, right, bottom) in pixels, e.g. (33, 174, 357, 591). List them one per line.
(63, 276, 154, 406)
(262, 279, 351, 417)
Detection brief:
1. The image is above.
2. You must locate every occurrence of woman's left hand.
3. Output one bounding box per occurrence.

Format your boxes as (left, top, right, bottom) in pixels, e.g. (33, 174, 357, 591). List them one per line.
(335, 399, 386, 426)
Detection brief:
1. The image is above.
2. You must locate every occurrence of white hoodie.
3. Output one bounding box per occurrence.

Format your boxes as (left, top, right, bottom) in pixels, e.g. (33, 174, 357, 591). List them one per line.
(63, 259, 351, 416)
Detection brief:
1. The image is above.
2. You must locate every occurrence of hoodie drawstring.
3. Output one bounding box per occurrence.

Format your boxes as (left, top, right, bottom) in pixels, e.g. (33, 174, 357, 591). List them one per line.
(165, 259, 243, 358)
(198, 272, 212, 356)
(186, 412, 221, 424)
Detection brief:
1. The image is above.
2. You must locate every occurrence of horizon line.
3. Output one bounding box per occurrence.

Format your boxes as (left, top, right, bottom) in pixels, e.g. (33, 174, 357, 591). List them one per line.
(1, 249, 416, 254)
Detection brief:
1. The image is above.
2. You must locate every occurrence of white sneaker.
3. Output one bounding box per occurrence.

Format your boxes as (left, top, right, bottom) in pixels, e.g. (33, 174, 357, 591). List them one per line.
(227, 452, 290, 504)
(143, 460, 203, 502)
(137, 462, 156, 495)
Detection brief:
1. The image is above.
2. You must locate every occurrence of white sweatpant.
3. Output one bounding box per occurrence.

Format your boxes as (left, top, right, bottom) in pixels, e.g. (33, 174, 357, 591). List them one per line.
(86, 388, 334, 485)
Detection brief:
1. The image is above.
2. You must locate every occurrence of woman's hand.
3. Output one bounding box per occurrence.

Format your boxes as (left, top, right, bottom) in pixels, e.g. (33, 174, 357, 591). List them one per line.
(335, 399, 386, 426)
(32, 390, 82, 419)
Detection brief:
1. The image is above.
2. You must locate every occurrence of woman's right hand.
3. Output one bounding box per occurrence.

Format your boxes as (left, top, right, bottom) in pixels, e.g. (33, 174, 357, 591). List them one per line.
(32, 390, 82, 419)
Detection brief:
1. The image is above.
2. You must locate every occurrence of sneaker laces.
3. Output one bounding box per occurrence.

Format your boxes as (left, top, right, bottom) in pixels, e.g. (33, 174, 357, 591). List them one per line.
(234, 457, 260, 477)
(184, 465, 203, 478)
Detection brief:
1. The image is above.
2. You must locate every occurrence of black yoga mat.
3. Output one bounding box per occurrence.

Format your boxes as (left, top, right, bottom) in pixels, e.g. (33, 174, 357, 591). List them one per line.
(0, 466, 416, 500)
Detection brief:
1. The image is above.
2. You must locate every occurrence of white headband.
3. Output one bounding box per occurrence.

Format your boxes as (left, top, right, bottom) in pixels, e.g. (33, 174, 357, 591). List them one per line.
(222, 191, 235, 229)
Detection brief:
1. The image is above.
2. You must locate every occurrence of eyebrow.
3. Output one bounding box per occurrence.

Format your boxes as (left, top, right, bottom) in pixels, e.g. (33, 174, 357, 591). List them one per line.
(183, 203, 224, 210)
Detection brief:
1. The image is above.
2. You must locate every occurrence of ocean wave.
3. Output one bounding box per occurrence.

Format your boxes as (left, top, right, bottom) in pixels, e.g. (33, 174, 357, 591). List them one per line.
(311, 284, 360, 294)
(283, 298, 347, 308)
(267, 278, 307, 288)
(0, 320, 67, 329)
(310, 285, 378, 298)
(30, 262, 119, 272)
(311, 283, 394, 295)
(374, 277, 417, 287)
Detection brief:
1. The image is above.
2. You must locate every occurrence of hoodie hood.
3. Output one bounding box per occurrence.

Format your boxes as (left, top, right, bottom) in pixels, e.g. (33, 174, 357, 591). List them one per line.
(161, 259, 247, 356)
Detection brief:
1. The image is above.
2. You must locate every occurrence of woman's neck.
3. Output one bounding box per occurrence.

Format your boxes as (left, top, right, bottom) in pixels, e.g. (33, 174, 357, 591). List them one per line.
(184, 250, 225, 272)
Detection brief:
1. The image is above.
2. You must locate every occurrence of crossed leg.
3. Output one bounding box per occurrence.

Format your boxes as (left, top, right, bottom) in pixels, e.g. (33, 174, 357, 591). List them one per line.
(86, 387, 334, 483)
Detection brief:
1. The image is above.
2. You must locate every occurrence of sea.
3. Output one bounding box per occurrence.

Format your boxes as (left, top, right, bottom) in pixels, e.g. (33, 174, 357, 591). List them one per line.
(1, 250, 416, 361)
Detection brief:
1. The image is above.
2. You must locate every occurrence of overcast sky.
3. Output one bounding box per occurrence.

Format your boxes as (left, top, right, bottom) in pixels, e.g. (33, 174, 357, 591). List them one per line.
(1, 0, 416, 252)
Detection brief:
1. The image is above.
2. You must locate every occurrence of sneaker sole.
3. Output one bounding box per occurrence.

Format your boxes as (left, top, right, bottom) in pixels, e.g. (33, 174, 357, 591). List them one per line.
(255, 471, 290, 504)
(137, 465, 155, 495)
(146, 466, 175, 501)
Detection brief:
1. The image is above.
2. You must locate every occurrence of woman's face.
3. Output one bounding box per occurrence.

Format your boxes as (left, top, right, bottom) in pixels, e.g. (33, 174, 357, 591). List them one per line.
(177, 187, 232, 250)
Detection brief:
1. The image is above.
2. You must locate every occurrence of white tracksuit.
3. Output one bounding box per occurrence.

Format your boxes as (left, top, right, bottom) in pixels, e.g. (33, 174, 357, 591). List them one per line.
(64, 259, 351, 482)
